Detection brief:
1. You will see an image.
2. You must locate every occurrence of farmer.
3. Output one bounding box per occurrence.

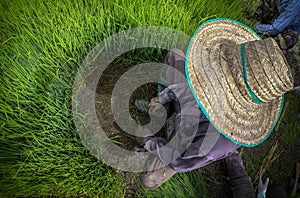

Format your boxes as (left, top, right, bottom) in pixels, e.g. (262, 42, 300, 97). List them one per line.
(135, 18, 295, 198)
(255, 0, 300, 35)
(255, 0, 300, 50)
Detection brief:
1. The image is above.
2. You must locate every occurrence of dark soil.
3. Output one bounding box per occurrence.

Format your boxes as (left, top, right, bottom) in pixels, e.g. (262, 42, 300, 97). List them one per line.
(95, 50, 167, 197)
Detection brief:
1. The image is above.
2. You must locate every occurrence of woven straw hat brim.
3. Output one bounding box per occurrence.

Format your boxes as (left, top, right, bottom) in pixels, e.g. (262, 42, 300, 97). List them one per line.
(243, 39, 293, 102)
(185, 18, 284, 147)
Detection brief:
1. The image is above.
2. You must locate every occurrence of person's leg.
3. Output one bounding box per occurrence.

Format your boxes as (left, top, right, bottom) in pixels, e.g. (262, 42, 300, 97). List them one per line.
(223, 151, 256, 198)
(139, 154, 176, 190)
(139, 49, 193, 190)
(229, 178, 256, 198)
(266, 186, 287, 198)
(158, 48, 186, 93)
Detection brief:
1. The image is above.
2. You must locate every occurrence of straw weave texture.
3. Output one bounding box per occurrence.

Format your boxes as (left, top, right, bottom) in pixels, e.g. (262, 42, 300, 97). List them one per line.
(187, 19, 293, 146)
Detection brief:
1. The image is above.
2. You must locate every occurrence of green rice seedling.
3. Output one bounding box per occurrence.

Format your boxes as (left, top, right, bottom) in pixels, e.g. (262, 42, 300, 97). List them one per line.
(278, 93, 300, 146)
(242, 92, 300, 192)
(1, 0, 250, 196)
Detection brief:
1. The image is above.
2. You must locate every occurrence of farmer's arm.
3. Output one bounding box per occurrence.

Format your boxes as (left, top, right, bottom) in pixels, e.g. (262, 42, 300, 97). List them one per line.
(143, 114, 201, 166)
(168, 123, 240, 171)
(147, 84, 179, 113)
(255, 1, 300, 35)
(157, 87, 177, 104)
(144, 114, 239, 171)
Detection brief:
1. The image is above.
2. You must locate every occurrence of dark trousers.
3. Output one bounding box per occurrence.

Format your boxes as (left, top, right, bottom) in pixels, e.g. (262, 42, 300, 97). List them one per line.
(229, 176, 256, 198)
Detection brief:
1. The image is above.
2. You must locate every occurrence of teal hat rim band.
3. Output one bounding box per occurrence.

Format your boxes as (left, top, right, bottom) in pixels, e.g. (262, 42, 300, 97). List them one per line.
(185, 18, 284, 147)
(240, 44, 264, 104)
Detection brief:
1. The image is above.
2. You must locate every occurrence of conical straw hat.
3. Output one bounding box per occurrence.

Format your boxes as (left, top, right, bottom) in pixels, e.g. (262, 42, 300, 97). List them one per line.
(185, 18, 294, 147)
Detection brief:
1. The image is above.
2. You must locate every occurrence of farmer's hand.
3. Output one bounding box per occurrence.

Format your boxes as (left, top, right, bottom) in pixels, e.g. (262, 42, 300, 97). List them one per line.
(257, 176, 269, 198)
(148, 97, 162, 113)
(148, 97, 167, 118)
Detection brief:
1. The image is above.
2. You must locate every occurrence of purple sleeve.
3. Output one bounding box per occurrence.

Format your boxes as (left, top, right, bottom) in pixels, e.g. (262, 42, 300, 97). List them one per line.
(170, 132, 239, 172)
(158, 87, 178, 104)
(143, 114, 239, 172)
